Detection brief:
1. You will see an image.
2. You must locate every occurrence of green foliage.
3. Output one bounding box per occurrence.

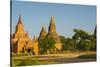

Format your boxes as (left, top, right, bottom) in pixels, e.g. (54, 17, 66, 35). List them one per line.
(38, 28, 96, 53)
(89, 34, 96, 50)
(78, 40, 92, 51)
(60, 28, 96, 52)
(59, 36, 67, 51)
(72, 29, 96, 51)
(60, 37, 77, 52)
(73, 29, 89, 39)
(38, 36, 55, 54)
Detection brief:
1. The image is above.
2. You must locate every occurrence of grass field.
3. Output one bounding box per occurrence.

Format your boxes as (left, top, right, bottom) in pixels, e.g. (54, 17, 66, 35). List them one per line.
(11, 51, 96, 67)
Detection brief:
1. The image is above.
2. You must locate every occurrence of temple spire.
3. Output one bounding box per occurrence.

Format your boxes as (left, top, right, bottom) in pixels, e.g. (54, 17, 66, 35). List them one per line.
(50, 16, 55, 26)
(18, 15, 22, 24)
(47, 16, 62, 51)
(38, 25, 47, 39)
(41, 25, 47, 35)
(48, 16, 56, 34)
(15, 15, 24, 34)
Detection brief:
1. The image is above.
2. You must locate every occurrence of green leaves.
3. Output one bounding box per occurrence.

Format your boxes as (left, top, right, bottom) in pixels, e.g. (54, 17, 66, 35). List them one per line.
(38, 28, 96, 53)
(60, 28, 96, 52)
(73, 29, 96, 51)
(38, 37, 55, 54)
(73, 29, 89, 39)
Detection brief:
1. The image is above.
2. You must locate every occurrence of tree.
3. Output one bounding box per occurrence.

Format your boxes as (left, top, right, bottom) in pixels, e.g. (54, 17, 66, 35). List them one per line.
(59, 36, 67, 51)
(72, 29, 92, 51)
(73, 29, 89, 40)
(88, 34, 96, 51)
(38, 36, 55, 54)
(60, 37, 76, 52)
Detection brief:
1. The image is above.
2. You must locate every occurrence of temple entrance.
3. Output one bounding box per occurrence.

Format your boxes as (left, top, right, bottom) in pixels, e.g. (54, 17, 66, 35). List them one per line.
(26, 48, 35, 56)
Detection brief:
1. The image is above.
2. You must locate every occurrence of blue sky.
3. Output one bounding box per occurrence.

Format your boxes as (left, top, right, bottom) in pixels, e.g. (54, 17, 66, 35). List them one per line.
(11, 1, 96, 38)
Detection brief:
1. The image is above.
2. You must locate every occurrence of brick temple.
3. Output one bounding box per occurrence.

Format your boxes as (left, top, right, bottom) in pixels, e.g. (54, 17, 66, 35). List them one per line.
(11, 16, 62, 55)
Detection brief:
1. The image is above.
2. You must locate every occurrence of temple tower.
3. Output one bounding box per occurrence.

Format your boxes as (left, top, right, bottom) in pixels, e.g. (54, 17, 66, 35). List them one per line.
(15, 16, 24, 34)
(12, 16, 29, 53)
(38, 26, 47, 39)
(47, 16, 62, 51)
(48, 16, 57, 37)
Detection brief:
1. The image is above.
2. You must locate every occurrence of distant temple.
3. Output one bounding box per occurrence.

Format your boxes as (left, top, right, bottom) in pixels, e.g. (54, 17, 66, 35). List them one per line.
(11, 16, 62, 55)
(38, 16, 62, 53)
(47, 16, 62, 51)
(11, 16, 39, 55)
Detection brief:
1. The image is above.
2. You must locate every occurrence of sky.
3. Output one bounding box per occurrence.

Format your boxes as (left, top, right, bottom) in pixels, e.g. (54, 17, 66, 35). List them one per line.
(11, 1, 96, 38)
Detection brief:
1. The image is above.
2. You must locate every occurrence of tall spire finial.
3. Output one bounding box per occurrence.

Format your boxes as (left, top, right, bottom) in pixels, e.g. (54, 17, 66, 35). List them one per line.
(50, 16, 55, 25)
(18, 15, 22, 24)
(48, 16, 56, 33)
(15, 15, 25, 33)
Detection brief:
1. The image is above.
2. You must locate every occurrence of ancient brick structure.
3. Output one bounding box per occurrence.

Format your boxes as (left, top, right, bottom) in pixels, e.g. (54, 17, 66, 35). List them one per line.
(47, 16, 62, 51)
(11, 16, 39, 55)
(11, 16, 62, 55)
